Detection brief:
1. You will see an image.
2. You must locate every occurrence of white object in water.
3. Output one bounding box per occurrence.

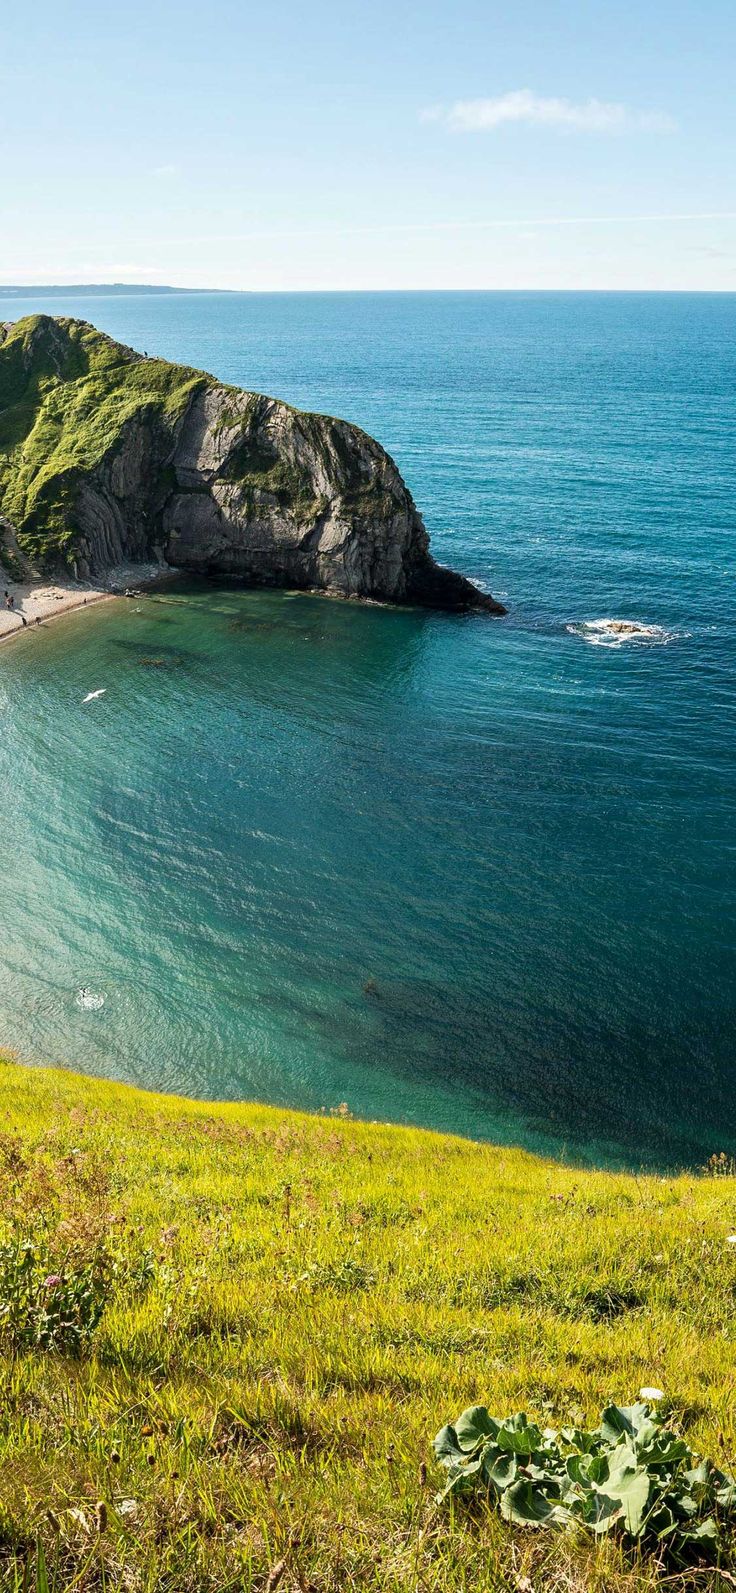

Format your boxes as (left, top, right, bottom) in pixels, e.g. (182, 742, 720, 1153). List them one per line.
(82, 689, 107, 703)
(76, 988, 105, 1011)
(566, 619, 671, 649)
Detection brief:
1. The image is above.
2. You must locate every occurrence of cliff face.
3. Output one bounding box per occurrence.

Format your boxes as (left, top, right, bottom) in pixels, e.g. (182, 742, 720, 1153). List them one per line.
(0, 315, 505, 613)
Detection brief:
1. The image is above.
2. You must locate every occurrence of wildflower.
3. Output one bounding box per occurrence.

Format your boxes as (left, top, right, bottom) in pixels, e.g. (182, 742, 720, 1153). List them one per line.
(640, 1386, 664, 1401)
(43, 1274, 62, 1291)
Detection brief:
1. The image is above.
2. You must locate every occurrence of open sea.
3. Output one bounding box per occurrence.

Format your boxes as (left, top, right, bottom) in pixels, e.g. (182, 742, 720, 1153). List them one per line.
(0, 289, 734, 1168)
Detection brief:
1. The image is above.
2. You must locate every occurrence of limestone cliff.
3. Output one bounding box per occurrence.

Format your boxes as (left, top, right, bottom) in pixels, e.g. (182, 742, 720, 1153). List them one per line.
(0, 315, 505, 613)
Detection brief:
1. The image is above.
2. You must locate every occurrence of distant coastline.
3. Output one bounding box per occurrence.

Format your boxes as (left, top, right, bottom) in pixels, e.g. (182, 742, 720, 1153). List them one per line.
(0, 283, 235, 297)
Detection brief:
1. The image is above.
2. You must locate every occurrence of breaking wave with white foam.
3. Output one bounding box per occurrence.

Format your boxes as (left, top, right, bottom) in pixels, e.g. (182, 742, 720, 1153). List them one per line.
(75, 988, 106, 1011)
(566, 619, 681, 649)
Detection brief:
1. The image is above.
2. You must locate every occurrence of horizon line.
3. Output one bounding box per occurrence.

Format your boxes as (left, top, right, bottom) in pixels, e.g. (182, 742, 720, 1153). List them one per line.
(2, 284, 736, 297)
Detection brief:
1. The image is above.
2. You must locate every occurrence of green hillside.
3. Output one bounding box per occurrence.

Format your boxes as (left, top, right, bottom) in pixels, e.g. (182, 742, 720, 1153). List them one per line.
(0, 1057, 734, 1591)
(0, 316, 205, 566)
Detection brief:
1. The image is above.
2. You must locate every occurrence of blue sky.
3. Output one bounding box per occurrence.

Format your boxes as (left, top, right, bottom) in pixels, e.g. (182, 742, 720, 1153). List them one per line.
(2, 0, 735, 289)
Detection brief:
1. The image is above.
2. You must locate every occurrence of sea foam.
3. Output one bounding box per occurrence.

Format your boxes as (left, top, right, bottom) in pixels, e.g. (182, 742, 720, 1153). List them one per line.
(566, 619, 678, 649)
(76, 989, 106, 1011)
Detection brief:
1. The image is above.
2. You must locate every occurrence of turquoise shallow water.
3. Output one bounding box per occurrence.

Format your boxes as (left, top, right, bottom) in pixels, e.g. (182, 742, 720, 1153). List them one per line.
(1, 291, 735, 1168)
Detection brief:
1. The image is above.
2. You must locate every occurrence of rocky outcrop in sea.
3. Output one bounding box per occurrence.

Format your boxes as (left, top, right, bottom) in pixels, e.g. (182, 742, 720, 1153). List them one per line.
(0, 316, 505, 613)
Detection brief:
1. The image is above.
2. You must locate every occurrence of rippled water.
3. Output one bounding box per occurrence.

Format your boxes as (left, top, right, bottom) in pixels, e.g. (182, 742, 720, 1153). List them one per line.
(1, 290, 734, 1167)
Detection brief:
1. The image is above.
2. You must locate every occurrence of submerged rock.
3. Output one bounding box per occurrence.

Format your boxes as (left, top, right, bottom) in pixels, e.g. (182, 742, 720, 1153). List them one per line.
(0, 315, 505, 614)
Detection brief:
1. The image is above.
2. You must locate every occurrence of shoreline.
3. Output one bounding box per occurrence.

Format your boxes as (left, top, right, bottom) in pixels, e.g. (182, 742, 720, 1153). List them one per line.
(0, 565, 492, 646)
(0, 561, 177, 647)
(0, 1046, 702, 1176)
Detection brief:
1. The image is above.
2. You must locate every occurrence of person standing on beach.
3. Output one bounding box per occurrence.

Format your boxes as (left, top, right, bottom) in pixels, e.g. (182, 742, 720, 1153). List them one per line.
(5, 592, 27, 626)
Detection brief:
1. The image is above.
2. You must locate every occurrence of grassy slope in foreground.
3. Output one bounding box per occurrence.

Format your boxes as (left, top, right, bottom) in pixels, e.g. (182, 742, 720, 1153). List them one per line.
(0, 1059, 735, 1592)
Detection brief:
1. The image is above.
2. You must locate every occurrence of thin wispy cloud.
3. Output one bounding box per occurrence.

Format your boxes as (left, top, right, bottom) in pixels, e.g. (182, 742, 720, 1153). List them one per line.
(151, 162, 181, 178)
(192, 212, 736, 246)
(422, 90, 676, 134)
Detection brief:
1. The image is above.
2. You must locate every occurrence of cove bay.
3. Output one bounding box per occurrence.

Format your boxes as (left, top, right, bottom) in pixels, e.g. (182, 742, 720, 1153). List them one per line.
(1, 289, 734, 1168)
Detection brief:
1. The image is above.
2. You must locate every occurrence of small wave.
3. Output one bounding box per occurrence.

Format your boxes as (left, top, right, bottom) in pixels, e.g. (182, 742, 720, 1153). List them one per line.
(566, 619, 679, 649)
(75, 988, 106, 1012)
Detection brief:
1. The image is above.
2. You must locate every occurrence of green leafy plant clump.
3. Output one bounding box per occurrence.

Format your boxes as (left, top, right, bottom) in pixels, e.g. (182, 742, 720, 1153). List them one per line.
(0, 1235, 111, 1355)
(0, 1231, 156, 1355)
(434, 1400, 736, 1557)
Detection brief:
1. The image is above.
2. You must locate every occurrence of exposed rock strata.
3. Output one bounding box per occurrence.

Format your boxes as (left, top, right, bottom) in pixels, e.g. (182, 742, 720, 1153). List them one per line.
(0, 316, 506, 613)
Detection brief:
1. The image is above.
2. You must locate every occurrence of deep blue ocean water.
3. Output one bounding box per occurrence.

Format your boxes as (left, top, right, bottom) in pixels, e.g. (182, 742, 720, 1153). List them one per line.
(0, 290, 734, 1168)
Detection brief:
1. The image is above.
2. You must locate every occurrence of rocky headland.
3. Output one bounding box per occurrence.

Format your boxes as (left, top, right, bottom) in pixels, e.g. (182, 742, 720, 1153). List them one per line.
(0, 315, 505, 613)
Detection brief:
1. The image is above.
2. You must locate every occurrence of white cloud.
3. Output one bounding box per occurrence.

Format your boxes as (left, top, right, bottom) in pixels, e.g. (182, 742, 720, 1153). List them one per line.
(151, 163, 181, 178)
(424, 90, 676, 135)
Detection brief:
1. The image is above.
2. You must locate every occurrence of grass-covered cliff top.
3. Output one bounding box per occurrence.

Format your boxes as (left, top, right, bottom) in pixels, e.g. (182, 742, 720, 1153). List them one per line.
(1, 1058, 735, 1591)
(0, 316, 207, 566)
